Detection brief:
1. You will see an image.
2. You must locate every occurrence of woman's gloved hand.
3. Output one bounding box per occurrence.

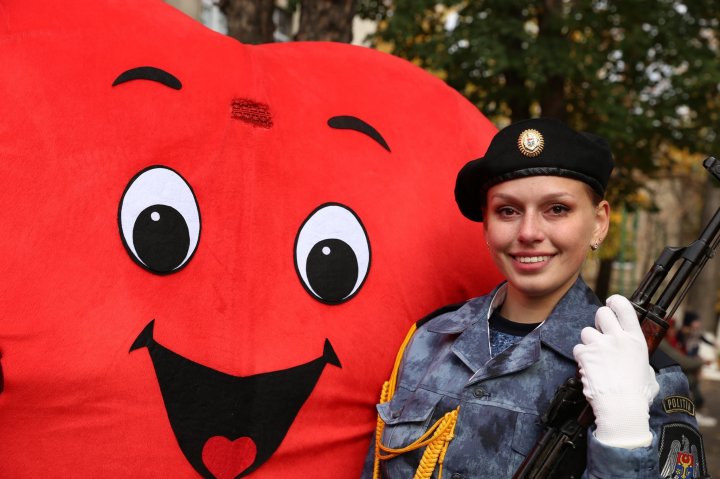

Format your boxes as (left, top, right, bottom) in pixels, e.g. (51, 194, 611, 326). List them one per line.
(573, 294, 660, 448)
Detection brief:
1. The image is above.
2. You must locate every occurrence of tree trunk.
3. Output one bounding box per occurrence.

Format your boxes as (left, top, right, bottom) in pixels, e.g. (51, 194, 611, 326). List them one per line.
(165, 0, 202, 20)
(537, 0, 566, 120)
(540, 75, 566, 120)
(685, 178, 720, 333)
(218, 0, 275, 44)
(594, 257, 614, 303)
(296, 0, 356, 43)
(506, 68, 531, 123)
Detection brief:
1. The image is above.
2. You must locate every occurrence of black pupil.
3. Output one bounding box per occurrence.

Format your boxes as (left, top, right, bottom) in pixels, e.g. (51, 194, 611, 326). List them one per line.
(306, 239, 358, 303)
(133, 204, 190, 273)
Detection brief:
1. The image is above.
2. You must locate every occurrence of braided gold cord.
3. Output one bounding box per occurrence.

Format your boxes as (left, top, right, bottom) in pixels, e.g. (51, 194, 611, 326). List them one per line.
(374, 381, 392, 478)
(412, 407, 458, 479)
(374, 406, 459, 479)
(372, 324, 459, 479)
(436, 408, 458, 479)
(373, 325, 418, 478)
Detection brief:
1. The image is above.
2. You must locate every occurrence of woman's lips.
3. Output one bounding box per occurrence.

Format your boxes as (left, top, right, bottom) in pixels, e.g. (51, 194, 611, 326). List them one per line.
(510, 254, 554, 270)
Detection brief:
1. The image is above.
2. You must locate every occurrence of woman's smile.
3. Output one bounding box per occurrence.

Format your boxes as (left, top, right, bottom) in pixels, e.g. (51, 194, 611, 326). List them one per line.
(484, 175, 609, 310)
(512, 254, 553, 264)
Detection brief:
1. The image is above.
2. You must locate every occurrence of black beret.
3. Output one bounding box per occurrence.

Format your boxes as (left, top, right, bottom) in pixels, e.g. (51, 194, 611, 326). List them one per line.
(455, 118, 614, 222)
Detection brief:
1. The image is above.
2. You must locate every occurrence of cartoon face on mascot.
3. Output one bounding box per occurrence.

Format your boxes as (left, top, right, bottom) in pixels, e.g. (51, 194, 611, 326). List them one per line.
(0, 1, 500, 478)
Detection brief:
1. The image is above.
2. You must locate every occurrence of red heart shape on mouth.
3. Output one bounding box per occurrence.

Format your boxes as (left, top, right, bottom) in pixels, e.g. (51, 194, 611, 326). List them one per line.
(202, 436, 257, 479)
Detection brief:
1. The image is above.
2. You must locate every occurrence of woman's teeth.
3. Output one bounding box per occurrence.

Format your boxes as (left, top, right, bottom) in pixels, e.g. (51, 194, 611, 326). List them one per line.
(517, 256, 549, 263)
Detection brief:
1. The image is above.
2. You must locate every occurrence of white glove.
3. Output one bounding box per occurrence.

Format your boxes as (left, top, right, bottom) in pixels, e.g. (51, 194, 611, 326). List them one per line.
(572, 294, 660, 448)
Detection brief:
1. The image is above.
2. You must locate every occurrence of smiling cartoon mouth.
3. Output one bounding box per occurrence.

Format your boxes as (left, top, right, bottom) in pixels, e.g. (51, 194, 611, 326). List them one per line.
(130, 320, 341, 479)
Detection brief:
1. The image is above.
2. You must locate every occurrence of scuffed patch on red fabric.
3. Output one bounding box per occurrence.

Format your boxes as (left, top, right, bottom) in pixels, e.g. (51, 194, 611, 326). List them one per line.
(231, 98, 273, 128)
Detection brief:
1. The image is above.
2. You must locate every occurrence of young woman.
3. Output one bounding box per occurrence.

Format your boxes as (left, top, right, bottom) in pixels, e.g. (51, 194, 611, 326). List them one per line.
(363, 118, 707, 478)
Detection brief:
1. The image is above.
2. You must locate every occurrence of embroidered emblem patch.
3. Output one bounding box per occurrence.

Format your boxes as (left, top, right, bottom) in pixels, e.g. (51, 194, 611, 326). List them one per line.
(658, 423, 706, 479)
(517, 129, 544, 157)
(663, 396, 696, 416)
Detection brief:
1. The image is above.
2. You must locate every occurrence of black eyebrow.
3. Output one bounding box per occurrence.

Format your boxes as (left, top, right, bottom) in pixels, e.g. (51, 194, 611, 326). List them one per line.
(112, 66, 182, 90)
(328, 116, 390, 152)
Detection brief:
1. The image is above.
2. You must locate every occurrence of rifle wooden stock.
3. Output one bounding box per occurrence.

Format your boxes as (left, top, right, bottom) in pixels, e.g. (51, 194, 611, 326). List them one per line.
(512, 157, 720, 479)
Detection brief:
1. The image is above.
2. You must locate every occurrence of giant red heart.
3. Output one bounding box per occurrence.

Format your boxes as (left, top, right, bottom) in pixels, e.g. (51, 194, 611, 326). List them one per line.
(0, 0, 500, 477)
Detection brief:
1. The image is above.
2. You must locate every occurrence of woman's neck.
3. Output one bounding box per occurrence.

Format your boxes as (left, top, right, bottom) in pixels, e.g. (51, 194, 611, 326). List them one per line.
(499, 279, 577, 324)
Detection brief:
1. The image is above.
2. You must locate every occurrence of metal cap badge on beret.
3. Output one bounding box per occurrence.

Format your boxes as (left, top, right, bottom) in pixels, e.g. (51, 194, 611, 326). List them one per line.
(455, 118, 614, 222)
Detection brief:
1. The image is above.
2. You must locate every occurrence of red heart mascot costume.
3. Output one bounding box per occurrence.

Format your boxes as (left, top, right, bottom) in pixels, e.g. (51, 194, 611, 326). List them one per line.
(0, 1, 500, 477)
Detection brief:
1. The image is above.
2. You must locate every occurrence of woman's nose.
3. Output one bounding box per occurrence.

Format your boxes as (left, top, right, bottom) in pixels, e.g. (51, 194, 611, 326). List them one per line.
(517, 213, 545, 243)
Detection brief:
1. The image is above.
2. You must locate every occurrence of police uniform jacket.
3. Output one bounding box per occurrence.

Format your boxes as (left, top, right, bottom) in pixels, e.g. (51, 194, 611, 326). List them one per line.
(364, 278, 707, 478)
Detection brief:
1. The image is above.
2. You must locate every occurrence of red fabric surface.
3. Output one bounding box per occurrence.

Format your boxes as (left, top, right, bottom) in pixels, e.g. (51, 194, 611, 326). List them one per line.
(0, 1, 501, 477)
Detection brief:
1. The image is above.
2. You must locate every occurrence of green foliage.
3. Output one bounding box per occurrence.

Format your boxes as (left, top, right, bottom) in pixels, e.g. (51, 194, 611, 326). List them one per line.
(358, 0, 720, 206)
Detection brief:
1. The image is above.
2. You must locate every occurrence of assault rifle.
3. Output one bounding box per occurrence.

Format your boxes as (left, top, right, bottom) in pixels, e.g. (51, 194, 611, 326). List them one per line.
(513, 156, 720, 479)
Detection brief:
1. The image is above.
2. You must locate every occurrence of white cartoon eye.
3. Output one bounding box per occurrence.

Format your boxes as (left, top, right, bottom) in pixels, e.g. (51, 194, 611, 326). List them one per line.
(294, 203, 371, 304)
(118, 166, 201, 274)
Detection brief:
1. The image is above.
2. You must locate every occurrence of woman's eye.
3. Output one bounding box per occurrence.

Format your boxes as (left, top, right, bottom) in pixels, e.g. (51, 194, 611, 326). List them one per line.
(118, 166, 201, 274)
(549, 204, 570, 215)
(496, 206, 518, 217)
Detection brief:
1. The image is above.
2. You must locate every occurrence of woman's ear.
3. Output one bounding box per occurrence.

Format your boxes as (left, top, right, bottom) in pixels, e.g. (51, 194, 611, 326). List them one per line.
(594, 200, 610, 244)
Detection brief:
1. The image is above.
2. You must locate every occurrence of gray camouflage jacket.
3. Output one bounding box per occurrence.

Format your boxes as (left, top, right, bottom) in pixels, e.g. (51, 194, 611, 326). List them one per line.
(363, 278, 708, 478)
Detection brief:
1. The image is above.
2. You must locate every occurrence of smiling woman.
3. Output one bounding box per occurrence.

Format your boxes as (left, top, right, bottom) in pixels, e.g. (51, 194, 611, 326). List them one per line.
(483, 176, 608, 323)
(365, 118, 708, 479)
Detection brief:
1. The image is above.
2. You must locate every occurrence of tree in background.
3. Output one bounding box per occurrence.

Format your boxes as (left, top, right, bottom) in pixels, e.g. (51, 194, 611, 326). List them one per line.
(359, 0, 720, 306)
(358, 0, 719, 197)
(217, 0, 275, 43)
(218, 0, 357, 43)
(296, 0, 357, 42)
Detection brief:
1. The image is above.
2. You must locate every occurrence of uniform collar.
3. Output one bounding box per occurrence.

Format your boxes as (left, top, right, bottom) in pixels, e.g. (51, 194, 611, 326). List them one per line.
(426, 283, 502, 374)
(427, 283, 504, 334)
(538, 277, 601, 360)
(428, 277, 599, 376)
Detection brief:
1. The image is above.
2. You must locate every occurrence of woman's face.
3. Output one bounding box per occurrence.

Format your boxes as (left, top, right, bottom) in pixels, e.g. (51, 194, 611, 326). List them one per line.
(484, 176, 609, 303)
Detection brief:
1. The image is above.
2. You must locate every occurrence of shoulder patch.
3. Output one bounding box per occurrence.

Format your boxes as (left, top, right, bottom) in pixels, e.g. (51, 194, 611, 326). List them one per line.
(662, 396, 695, 416)
(658, 422, 706, 479)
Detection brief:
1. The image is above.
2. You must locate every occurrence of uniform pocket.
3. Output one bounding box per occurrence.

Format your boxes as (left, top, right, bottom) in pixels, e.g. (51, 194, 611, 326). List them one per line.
(377, 387, 443, 449)
(511, 412, 543, 457)
(504, 412, 544, 477)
